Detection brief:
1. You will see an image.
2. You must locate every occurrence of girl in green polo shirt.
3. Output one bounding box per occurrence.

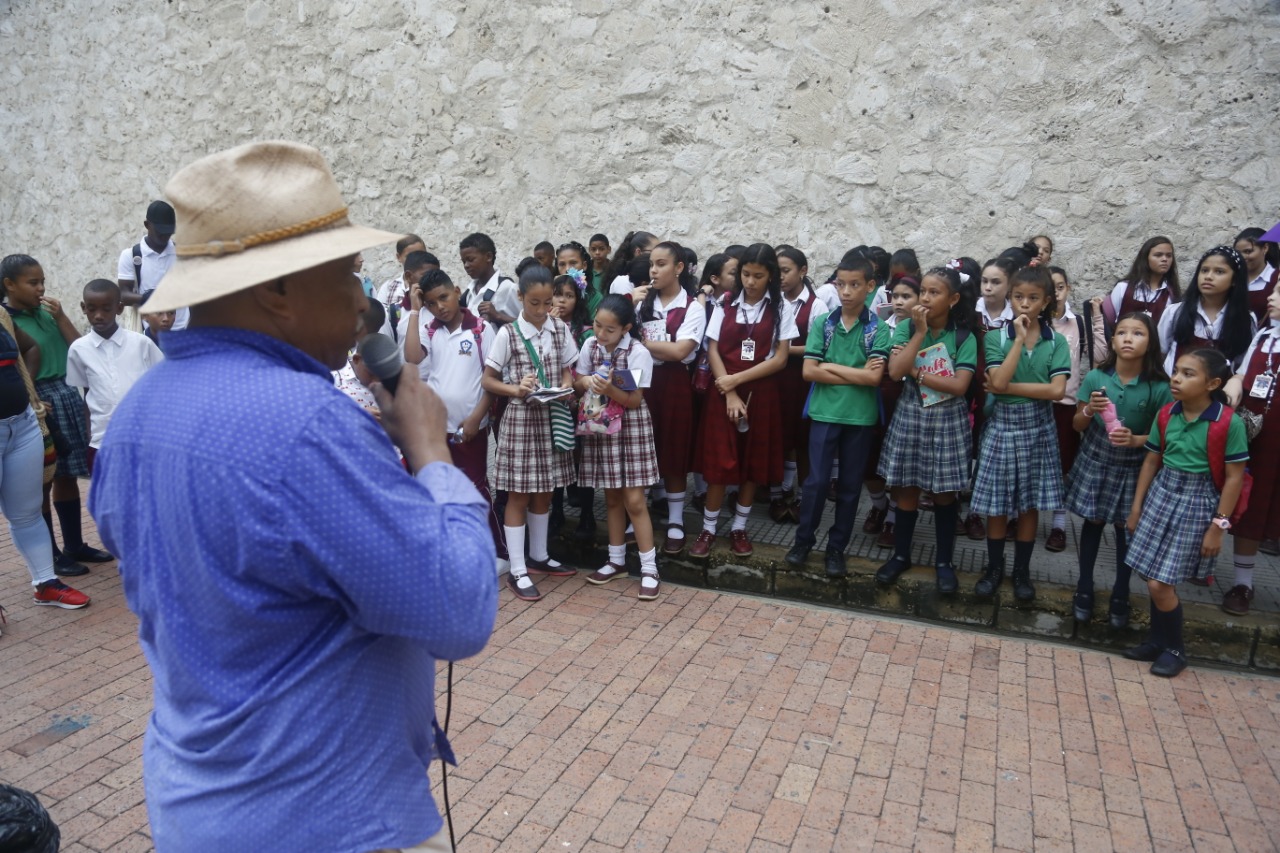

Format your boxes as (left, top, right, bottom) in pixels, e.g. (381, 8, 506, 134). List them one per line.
(1123, 349, 1248, 678)
(1065, 313, 1171, 628)
(971, 266, 1071, 603)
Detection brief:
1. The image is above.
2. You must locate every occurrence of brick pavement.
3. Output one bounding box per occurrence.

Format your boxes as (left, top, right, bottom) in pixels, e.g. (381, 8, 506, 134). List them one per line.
(2, 520, 1280, 851)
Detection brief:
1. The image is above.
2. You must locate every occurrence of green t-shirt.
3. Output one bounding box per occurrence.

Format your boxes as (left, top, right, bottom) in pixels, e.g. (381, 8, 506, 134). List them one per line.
(802, 310, 879, 426)
(984, 322, 1071, 405)
(1077, 368, 1172, 436)
(1144, 402, 1250, 475)
(8, 306, 67, 381)
(883, 320, 978, 374)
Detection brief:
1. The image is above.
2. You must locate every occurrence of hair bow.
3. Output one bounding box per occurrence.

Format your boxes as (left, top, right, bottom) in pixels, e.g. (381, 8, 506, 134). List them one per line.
(567, 266, 587, 295)
(945, 258, 971, 285)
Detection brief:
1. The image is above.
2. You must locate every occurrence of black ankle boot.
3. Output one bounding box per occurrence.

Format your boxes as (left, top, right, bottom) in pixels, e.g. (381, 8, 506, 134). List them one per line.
(1073, 589, 1094, 622)
(1012, 568, 1035, 602)
(1108, 594, 1131, 629)
(935, 563, 958, 595)
(974, 557, 1004, 597)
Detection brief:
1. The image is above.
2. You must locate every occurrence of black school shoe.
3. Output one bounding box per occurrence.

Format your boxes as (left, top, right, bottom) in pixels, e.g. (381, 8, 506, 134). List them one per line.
(1122, 641, 1162, 662)
(973, 561, 1004, 598)
(54, 554, 89, 577)
(506, 573, 542, 602)
(784, 543, 812, 567)
(1150, 649, 1188, 678)
(824, 551, 847, 578)
(1012, 569, 1035, 602)
(935, 564, 958, 595)
(65, 545, 114, 563)
(1108, 595, 1131, 629)
(1073, 590, 1094, 623)
(875, 556, 910, 585)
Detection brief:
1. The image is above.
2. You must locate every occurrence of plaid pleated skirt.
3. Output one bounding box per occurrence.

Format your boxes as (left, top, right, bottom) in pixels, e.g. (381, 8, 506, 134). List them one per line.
(1128, 468, 1219, 585)
(1065, 422, 1145, 524)
(877, 387, 971, 494)
(36, 378, 91, 478)
(579, 403, 661, 489)
(492, 399, 577, 493)
(970, 401, 1064, 516)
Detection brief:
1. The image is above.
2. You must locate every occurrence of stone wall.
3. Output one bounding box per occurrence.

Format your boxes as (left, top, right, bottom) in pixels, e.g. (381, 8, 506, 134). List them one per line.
(1, 0, 1277, 308)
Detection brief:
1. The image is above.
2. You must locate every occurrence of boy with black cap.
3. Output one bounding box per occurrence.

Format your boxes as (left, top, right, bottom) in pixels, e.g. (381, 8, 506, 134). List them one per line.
(116, 200, 189, 331)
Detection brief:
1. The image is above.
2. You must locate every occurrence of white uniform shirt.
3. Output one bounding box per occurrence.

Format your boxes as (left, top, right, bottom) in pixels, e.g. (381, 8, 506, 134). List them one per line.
(978, 299, 1014, 329)
(420, 317, 497, 433)
(1158, 301, 1257, 374)
(485, 315, 579, 383)
(65, 328, 164, 447)
(1240, 319, 1280, 371)
(575, 337, 654, 389)
(116, 238, 189, 330)
(462, 270, 520, 322)
(1248, 264, 1276, 294)
(812, 282, 842, 315)
(705, 294, 800, 360)
(647, 290, 706, 365)
(1108, 279, 1174, 318)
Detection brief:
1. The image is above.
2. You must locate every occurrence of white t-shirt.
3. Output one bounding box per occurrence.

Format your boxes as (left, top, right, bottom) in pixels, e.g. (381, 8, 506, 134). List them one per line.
(462, 270, 520, 322)
(116, 238, 189, 330)
(1158, 301, 1257, 374)
(65, 328, 164, 447)
(376, 275, 406, 339)
(645, 290, 706, 365)
(485, 315, 580, 381)
(706, 294, 800, 360)
(575, 337, 654, 389)
(420, 317, 497, 433)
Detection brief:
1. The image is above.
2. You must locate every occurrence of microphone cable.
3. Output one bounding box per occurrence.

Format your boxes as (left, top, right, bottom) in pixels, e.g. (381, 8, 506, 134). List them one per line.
(441, 661, 456, 853)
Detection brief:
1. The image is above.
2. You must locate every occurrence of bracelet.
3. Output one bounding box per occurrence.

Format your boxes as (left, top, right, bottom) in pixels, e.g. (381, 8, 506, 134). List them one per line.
(1212, 514, 1229, 521)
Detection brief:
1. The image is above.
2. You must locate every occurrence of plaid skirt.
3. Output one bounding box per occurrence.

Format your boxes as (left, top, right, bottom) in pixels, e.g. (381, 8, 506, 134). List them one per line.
(648, 361, 696, 479)
(36, 378, 90, 479)
(877, 386, 971, 494)
(492, 398, 577, 493)
(579, 402, 660, 489)
(970, 401, 1064, 516)
(1065, 422, 1145, 524)
(1128, 468, 1219, 585)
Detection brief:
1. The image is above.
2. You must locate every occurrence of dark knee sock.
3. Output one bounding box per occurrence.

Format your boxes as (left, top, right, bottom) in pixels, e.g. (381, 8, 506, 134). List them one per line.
(42, 510, 61, 556)
(54, 498, 85, 552)
(578, 487, 595, 521)
(893, 509, 919, 560)
(1077, 521, 1104, 591)
(934, 502, 958, 565)
(552, 488, 564, 513)
(1147, 599, 1164, 647)
(1013, 539, 1034, 572)
(1112, 524, 1132, 597)
(1160, 603, 1184, 654)
(986, 536, 1005, 569)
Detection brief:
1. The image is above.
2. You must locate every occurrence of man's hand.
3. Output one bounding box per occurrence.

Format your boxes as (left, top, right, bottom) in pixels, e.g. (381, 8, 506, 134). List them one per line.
(371, 365, 451, 471)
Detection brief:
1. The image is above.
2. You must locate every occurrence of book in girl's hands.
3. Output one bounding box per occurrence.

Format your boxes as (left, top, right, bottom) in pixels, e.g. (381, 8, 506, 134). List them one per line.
(914, 342, 956, 407)
(527, 386, 575, 404)
(640, 320, 669, 343)
(610, 368, 641, 392)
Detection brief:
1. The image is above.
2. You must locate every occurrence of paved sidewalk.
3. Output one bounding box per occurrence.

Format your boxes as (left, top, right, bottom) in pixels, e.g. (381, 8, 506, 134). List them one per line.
(2, 524, 1280, 851)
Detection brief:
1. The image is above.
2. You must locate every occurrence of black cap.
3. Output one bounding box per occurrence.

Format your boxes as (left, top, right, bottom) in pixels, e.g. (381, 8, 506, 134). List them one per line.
(146, 200, 176, 236)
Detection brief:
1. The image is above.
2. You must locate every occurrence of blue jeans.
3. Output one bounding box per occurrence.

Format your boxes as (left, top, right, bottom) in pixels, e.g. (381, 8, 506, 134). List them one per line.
(795, 421, 874, 554)
(0, 407, 55, 585)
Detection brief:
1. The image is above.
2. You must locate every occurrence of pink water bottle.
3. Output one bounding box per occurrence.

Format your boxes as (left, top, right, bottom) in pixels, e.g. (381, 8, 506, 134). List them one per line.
(1098, 389, 1123, 434)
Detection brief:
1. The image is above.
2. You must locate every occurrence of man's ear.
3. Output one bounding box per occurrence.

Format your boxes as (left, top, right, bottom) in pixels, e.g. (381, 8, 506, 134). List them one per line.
(250, 278, 292, 320)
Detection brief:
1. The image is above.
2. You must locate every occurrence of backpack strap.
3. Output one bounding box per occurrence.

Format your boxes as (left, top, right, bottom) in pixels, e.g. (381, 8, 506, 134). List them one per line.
(1074, 312, 1088, 364)
(1156, 402, 1174, 457)
(1206, 406, 1232, 494)
(131, 243, 144, 293)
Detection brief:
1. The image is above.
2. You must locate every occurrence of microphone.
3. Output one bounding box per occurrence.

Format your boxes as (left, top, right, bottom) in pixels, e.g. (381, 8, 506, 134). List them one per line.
(357, 333, 403, 395)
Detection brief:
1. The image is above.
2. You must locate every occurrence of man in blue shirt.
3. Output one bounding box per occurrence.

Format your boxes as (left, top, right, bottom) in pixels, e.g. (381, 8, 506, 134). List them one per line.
(89, 141, 498, 853)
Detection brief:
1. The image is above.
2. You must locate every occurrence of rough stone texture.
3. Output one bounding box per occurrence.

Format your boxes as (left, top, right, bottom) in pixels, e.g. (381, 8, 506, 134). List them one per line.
(1, 0, 1278, 310)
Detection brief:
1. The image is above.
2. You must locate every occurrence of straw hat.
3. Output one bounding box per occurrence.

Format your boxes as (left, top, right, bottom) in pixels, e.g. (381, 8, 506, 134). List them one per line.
(144, 141, 401, 313)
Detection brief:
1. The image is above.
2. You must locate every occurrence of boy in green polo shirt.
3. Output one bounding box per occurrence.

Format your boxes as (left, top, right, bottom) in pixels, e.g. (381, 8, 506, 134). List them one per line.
(784, 257, 885, 577)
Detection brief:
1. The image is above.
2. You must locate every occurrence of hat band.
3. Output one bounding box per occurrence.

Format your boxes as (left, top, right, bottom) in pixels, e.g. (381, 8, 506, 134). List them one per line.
(175, 207, 350, 258)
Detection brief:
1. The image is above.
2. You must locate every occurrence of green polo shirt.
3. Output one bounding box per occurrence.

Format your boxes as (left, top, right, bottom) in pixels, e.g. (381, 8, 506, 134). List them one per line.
(883, 320, 978, 373)
(1078, 368, 1172, 435)
(803, 309, 879, 426)
(7, 306, 68, 381)
(587, 272, 604, 316)
(984, 322, 1071, 405)
(1144, 401, 1249, 475)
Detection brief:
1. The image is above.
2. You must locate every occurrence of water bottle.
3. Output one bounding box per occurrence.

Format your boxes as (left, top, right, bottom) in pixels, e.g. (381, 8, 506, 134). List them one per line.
(593, 358, 612, 412)
(1098, 388, 1123, 434)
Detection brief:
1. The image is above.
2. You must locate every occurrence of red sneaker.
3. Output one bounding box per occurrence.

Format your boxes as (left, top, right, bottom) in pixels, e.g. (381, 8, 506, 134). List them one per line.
(689, 530, 716, 559)
(33, 579, 90, 610)
(729, 529, 753, 556)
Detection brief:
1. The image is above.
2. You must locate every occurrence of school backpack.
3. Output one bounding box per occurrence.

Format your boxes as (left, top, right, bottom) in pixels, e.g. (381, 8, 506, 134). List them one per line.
(1155, 402, 1252, 526)
(424, 313, 485, 362)
(802, 309, 880, 419)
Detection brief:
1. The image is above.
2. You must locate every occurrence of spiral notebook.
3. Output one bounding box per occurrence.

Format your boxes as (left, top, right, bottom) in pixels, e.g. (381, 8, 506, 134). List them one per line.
(914, 343, 957, 407)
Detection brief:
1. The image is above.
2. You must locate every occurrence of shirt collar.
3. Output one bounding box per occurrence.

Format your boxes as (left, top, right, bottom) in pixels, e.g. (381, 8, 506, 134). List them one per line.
(1249, 264, 1275, 289)
(90, 329, 125, 348)
(139, 238, 175, 259)
(429, 308, 481, 336)
(1005, 319, 1055, 342)
(657, 289, 689, 312)
(1059, 302, 1076, 321)
(1168, 399, 1226, 422)
(161, 326, 333, 381)
(473, 269, 503, 292)
(980, 300, 1013, 324)
(731, 292, 771, 309)
(516, 313, 547, 339)
(784, 287, 810, 307)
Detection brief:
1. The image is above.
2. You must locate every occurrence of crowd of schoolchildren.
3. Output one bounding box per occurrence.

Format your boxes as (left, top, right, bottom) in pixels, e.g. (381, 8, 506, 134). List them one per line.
(3, 209, 1279, 680)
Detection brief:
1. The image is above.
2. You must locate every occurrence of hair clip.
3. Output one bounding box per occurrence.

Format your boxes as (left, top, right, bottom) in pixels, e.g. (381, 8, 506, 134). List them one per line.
(567, 266, 588, 295)
(1202, 245, 1245, 272)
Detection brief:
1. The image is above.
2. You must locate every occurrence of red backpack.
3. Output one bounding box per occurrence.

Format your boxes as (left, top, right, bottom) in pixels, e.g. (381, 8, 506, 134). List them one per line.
(1155, 402, 1252, 525)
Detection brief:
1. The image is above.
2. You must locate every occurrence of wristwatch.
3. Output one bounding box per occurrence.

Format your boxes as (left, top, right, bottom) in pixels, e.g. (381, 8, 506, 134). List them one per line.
(1211, 515, 1231, 531)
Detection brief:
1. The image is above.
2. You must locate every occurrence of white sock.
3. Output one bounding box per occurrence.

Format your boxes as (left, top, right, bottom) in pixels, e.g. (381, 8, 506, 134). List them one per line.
(608, 543, 626, 566)
(667, 491, 686, 535)
(869, 486, 887, 510)
(782, 462, 798, 492)
(694, 473, 707, 495)
(1052, 510, 1066, 530)
(886, 506, 897, 525)
(639, 547, 658, 575)
(732, 502, 751, 532)
(1234, 554, 1255, 589)
(528, 511, 550, 561)
(505, 525, 532, 587)
(771, 485, 784, 500)
(702, 507, 719, 534)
